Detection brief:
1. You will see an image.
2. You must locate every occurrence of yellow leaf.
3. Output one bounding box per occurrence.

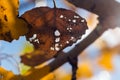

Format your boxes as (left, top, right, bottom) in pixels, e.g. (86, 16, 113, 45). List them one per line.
(21, 42, 34, 54)
(41, 73, 54, 80)
(61, 75, 71, 80)
(98, 51, 113, 71)
(77, 61, 93, 78)
(19, 63, 31, 75)
(0, 0, 28, 42)
(0, 67, 21, 80)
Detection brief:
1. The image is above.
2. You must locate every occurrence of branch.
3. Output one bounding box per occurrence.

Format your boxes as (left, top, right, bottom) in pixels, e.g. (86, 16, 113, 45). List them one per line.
(22, 24, 107, 80)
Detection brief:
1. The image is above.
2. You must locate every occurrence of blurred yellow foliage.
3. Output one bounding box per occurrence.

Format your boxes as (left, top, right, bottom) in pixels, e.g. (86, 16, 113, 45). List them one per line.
(41, 73, 55, 80)
(41, 73, 71, 80)
(53, 68, 71, 80)
(0, 0, 28, 42)
(77, 61, 93, 78)
(98, 50, 113, 71)
(62, 75, 71, 80)
(57, 74, 71, 80)
(86, 13, 98, 29)
(0, 67, 21, 80)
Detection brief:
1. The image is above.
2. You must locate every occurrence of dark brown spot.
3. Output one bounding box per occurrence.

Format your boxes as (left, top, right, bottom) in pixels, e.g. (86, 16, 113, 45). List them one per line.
(0, 19, 2, 29)
(39, 40, 45, 45)
(17, 1, 19, 5)
(4, 31, 13, 41)
(0, 34, 4, 37)
(0, 6, 5, 11)
(4, 15, 8, 21)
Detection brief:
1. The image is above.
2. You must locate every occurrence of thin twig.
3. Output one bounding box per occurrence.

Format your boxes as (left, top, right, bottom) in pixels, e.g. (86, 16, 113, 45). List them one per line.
(68, 56, 78, 80)
(53, 0, 56, 8)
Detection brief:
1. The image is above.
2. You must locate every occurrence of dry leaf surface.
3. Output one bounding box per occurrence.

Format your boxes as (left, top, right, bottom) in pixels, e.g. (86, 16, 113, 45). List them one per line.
(21, 7, 88, 66)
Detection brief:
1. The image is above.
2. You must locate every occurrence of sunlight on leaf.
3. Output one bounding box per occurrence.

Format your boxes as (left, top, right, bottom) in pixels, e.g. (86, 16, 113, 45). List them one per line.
(21, 42, 34, 54)
(0, 0, 28, 42)
(19, 63, 31, 75)
(41, 73, 55, 80)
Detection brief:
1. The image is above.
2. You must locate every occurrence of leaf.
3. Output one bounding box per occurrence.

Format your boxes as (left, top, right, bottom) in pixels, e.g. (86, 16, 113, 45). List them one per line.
(0, 67, 21, 80)
(0, 66, 50, 80)
(22, 66, 50, 80)
(77, 61, 93, 78)
(40, 73, 54, 80)
(67, 0, 120, 29)
(21, 6, 88, 66)
(0, 0, 28, 42)
(97, 47, 114, 71)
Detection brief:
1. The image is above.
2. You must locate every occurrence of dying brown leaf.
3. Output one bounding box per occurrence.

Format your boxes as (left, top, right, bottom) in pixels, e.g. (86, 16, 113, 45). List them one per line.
(21, 6, 88, 66)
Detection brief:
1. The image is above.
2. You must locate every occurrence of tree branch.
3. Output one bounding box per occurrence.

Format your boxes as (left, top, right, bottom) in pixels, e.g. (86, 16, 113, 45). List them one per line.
(22, 24, 107, 80)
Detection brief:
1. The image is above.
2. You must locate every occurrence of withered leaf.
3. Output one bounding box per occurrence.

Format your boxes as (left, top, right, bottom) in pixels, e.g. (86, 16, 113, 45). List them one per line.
(67, 0, 120, 29)
(21, 7, 88, 66)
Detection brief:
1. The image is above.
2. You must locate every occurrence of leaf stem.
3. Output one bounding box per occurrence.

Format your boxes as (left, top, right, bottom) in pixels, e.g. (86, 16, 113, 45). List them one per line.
(68, 56, 78, 80)
(53, 0, 56, 8)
